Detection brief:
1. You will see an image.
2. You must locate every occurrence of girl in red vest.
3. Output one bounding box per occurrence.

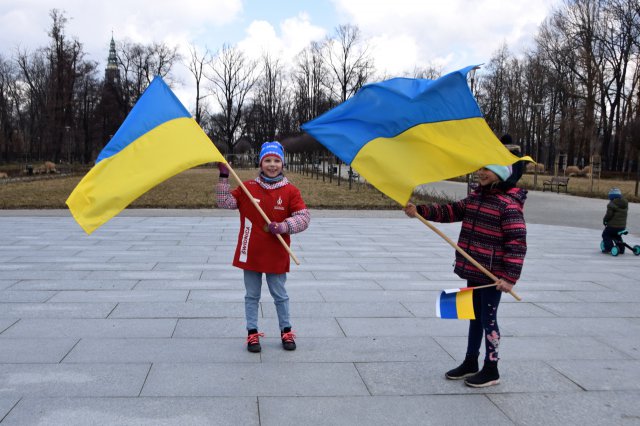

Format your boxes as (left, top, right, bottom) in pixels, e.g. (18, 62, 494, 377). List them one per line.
(216, 141, 310, 353)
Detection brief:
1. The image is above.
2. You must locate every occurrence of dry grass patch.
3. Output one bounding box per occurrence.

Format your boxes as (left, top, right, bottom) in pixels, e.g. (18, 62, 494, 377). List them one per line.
(0, 167, 402, 209)
(518, 173, 639, 202)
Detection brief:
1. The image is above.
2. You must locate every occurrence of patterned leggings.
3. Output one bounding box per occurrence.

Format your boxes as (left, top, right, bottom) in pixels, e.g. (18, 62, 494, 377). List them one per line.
(466, 282, 502, 361)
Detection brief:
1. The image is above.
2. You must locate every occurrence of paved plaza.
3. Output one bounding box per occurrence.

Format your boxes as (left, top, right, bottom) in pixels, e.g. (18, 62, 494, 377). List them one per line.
(0, 184, 639, 425)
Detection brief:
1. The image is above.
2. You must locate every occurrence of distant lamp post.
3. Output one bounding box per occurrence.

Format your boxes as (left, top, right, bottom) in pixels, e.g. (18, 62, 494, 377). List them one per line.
(532, 103, 544, 189)
(64, 126, 71, 164)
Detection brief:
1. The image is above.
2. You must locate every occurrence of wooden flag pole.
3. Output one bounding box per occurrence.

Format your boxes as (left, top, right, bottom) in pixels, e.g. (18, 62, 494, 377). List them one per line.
(414, 215, 521, 301)
(225, 164, 300, 266)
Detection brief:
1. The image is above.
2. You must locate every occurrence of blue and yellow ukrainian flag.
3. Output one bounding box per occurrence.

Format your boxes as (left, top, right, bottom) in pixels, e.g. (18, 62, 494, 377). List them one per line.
(437, 288, 475, 320)
(67, 76, 225, 235)
(301, 66, 532, 205)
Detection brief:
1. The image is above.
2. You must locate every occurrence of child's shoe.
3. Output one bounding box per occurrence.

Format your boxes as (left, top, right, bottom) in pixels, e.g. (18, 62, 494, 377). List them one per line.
(445, 354, 479, 380)
(464, 360, 500, 387)
(246, 329, 264, 353)
(281, 327, 296, 351)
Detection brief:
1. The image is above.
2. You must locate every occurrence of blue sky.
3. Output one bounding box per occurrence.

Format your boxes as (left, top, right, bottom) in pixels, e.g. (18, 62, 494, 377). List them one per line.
(0, 0, 562, 108)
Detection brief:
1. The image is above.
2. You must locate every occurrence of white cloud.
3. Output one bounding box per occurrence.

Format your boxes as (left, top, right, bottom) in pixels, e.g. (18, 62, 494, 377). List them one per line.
(0, 0, 242, 58)
(237, 13, 326, 67)
(332, 0, 561, 75)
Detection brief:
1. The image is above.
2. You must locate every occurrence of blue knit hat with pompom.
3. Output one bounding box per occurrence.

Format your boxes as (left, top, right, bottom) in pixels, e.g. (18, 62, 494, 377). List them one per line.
(608, 188, 622, 200)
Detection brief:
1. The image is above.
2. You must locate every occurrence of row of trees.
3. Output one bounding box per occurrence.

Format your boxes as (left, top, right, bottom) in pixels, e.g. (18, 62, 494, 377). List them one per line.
(479, 0, 640, 176)
(1, 1, 639, 180)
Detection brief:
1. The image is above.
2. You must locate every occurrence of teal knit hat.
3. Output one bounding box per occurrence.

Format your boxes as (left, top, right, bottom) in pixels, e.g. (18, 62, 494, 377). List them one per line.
(485, 164, 513, 181)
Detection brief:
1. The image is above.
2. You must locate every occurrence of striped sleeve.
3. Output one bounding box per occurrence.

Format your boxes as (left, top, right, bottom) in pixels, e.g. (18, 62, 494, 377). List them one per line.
(215, 178, 238, 209)
(418, 199, 467, 223)
(285, 209, 311, 234)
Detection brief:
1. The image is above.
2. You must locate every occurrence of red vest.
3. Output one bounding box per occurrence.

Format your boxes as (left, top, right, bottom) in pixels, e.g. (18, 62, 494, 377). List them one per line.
(231, 180, 306, 273)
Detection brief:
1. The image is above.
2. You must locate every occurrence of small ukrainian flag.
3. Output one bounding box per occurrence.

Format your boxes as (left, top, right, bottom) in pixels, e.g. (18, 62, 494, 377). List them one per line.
(436, 288, 475, 320)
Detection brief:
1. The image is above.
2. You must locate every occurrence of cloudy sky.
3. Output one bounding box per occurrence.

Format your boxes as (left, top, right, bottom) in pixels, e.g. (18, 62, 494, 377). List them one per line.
(0, 0, 562, 109)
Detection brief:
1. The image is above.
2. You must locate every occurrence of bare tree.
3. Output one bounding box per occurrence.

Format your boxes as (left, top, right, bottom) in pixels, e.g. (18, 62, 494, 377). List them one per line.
(117, 40, 180, 110)
(246, 53, 290, 144)
(323, 24, 374, 103)
(0, 55, 19, 161)
(185, 43, 212, 124)
(206, 44, 257, 153)
(293, 41, 329, 126)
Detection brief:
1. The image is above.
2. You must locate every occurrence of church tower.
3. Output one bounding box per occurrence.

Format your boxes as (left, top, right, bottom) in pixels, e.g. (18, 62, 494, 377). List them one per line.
(104, 34, 120, 85)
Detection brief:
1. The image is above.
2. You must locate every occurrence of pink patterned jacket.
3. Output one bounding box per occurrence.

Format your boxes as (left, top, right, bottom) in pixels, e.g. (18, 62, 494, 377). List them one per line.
(417, 185, 527, 285)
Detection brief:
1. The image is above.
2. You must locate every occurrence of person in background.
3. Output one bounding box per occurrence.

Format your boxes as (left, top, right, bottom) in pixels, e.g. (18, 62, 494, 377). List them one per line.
(602, 187, 628, 253)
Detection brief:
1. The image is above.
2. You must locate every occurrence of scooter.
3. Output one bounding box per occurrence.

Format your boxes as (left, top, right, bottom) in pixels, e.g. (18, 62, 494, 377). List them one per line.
(600, 229, 640, 256)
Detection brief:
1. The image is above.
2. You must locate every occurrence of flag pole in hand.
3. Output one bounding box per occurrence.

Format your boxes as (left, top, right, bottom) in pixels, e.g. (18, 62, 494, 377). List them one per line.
(414, 214, 521, 301)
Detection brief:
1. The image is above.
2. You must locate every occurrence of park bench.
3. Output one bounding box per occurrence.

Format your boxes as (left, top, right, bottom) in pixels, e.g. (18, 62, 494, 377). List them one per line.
(542, 176, 569, 193)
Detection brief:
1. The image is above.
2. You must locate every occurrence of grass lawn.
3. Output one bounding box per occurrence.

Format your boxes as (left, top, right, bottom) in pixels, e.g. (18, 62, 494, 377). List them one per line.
(0, 167, 403, 209)
(517, 173, 639, 202)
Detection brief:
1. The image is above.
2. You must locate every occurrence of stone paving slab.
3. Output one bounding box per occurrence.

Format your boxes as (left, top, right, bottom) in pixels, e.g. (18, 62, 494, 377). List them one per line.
(1, 397, 259, 426)
(548, 360, 640, 391)
(7, 279, 138, 291)
(0, 399, 18, 424)
(0, 302, 116, 319)
(141, 363, 369, 397)
(0, 338, 77, 363)
(259, 395, 514, 426)
(535, 301, 640, 317)
(566, 289, 640, 302)
(0, 281, 17, 290)
(258, 336, 449, 363)
(487, 391, 640, 426)
(355, 360, 581, 395)
(596, 335, 640, 359)
(63, 338, 262, 364)
(132, 279, 248, 290)
(503, 317, 640, 337)
(0, 290, 55, 302)
(0, 319, 177, 338)
(336, 317, 470, 336)
(108, 302, 245, 318)
(47, 290, 189, 303)
(0, 320, 17, 334)
(0, 364, 149, 397)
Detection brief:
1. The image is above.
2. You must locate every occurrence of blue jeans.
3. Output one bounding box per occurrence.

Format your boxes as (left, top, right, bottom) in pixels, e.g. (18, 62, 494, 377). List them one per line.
(243, 270, 291, 331)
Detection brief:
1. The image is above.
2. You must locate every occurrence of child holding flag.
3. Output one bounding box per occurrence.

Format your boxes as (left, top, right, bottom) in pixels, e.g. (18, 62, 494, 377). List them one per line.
(216, 141, 310, 353)
(404, 164, 527, 387)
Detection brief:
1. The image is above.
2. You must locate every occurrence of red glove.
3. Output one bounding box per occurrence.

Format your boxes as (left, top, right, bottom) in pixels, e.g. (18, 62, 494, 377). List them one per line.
(268, 221, 288, 235)
(217, 162, 229, 176)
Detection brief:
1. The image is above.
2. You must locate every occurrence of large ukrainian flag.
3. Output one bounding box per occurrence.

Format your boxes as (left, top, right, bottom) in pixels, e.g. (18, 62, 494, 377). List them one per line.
(67, 76, 225, 235)
(301, 66, 532, 205)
